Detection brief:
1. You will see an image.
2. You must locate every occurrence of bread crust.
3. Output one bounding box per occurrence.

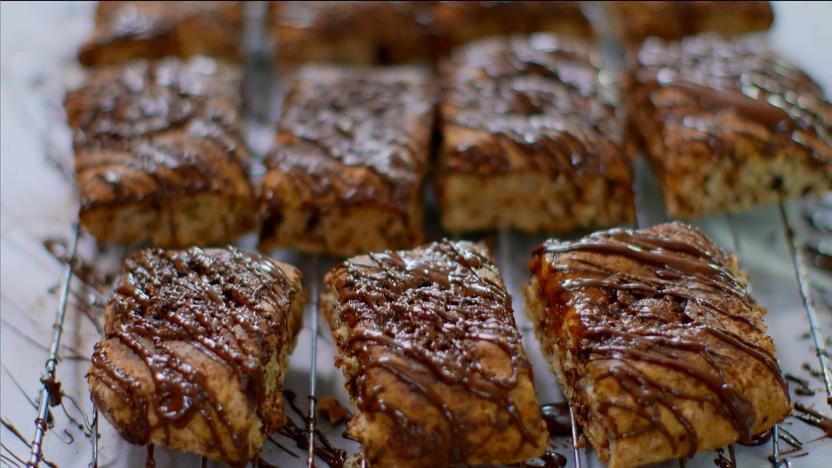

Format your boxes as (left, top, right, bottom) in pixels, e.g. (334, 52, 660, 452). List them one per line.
(525, 222, 790, 468)
(87, 247, 304, 464)
(322, 240, 548, 467)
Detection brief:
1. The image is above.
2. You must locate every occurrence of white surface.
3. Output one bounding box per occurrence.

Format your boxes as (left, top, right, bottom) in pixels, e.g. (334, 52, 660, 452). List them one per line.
(1, 1, 831, 467)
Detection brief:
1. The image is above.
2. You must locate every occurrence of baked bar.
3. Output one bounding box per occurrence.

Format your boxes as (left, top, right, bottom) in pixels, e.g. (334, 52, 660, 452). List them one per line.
(437, 34, 634, 234)
(629, 33, 832, 219)
(525, 222, 790, 468)
(605, 1, 773, 45)
(271, 1, 435, 67)
(87, 247, 304, 464)
(78, 1, 242, 66)
(65, 57, 254, 247)
(435, 1, 593, 51)
(322, 240, 547, 466)
(258, 64, 434, 256)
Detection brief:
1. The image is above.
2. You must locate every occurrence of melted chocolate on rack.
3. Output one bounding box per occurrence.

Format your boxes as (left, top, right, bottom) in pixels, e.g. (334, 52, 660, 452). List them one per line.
(65, 58, 251, 212)
(442, 34, 631, 181)
(531, 223, 788, 457)
(634, 33, 832, 164)
(262, 64, 434, 225)
(540, 403, 571, 437)
(274, 390, 346, 468)
(328, 240, 540, 464)
(87, 247, 300, 463)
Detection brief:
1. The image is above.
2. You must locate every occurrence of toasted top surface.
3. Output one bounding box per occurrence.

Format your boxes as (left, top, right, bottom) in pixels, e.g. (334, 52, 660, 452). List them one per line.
(65, 57, 249, 209)
(441, 34, 629, 178)
(633, 33, 832, 164)
(266, 64, 434, 211)
(326, 240, 540, 459)
(91, 247, 301, 447)
(530, 222, 787, 451)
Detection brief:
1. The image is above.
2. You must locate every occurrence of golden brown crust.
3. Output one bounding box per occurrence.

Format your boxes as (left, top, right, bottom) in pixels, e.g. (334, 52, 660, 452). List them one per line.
(628, 34, 832, 218)
(65, 57, 254, 247)
(322, 240, 547, 467)
(438, 34, 634, 233)
(258, 64, 435, 256)
(606, 1, 773, 46)
(525, 222, 790, 468)
(87, 247, 304, 464)
(78, 1, 242, 66)
(271, 1, 436, 67)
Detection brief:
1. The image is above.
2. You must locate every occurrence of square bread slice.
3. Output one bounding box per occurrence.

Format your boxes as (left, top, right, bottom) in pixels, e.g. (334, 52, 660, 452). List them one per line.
(438, 34, 634, 234)
(628, 33, 832, 218)
(87, 246, 304, 464)
(258, 64, 435, 256)
(78, 1, 242, 66)
(65, 57, 254, 247)
(525, 222, 790, 468)
(322, 239, 548, 466)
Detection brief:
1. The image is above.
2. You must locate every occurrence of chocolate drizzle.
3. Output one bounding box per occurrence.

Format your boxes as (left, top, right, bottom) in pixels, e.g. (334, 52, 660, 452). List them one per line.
(326, 240, 544, 464)
(87, 247, 302, 463)
(540, 403, 571, 437)
(530, 223, 789, 458)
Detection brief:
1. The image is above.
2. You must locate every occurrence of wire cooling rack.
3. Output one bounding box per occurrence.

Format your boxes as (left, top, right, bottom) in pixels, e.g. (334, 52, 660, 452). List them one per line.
(1, 2, 831, 468)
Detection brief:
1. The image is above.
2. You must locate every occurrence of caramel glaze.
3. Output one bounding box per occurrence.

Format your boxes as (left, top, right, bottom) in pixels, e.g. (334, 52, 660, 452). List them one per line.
(260, 64, 434, 230)
(326, 240, 541, 464)
(441, 34, 632, 182)
(530, 222, 788, 457)
(64, 57, 250, 212)
(632, 33, 832, 164)
(87, 247, 301, 463)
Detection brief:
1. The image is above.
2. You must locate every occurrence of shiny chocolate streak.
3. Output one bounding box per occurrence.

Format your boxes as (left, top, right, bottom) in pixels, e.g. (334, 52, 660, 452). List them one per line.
(442, 34, 631, 181)
(533, 223, 787, 456)
(634, 34, 832, 163)
(329, 240, 539, 464)
(64, 58, 251, 211)
(263, 64, 434, 217)
(87, 247, 301, 463)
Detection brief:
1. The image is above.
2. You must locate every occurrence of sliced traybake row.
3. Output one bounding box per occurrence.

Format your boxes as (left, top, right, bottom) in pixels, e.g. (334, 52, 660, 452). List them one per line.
(258, 64, 435, 256)
(65, 57, 254, 247)
(629, 33, 832, 219)
(322, 239, 548, 466)
(525, 222, 790, 468)
(605, 1, 773, 46)
(78, 1, 242, 66)
(87, 247, 304, 464)
(437, 34, 634, 234)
